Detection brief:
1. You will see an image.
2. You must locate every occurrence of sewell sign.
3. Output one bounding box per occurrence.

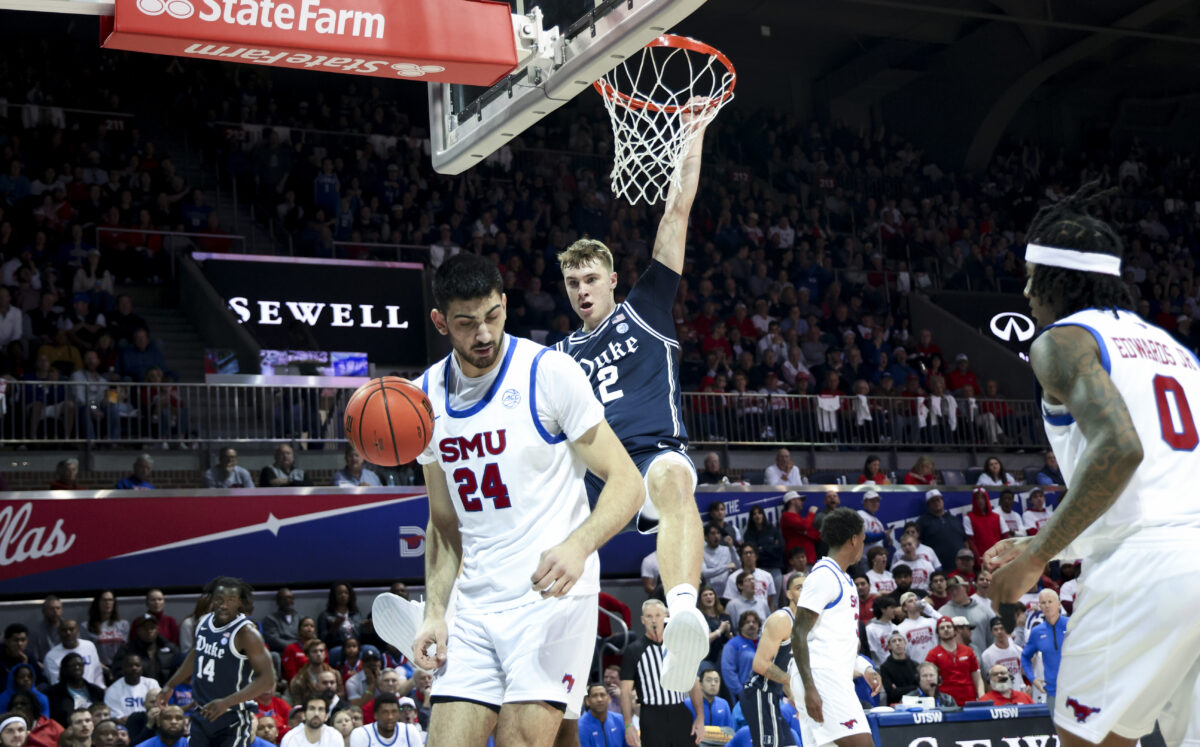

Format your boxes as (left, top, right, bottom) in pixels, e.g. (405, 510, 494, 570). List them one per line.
(99, 0, 518, 86)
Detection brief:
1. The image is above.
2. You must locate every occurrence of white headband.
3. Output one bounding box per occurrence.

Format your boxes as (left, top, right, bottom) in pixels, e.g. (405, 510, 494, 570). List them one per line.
(1025, 243, 1122, 277)
(0, 717, 25, 733)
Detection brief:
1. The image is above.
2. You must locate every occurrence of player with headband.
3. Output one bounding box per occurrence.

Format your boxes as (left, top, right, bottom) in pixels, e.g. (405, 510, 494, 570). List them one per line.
(986, 180, 1200, 747)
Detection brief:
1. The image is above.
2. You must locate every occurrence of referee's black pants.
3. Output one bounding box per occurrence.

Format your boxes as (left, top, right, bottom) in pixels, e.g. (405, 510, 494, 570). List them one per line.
(639, 703, 695, 747)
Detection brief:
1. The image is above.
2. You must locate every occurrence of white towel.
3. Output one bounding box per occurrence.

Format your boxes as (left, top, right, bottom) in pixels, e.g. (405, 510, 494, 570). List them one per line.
(853, 394, 873, 425)
(817, 395, 841, 433)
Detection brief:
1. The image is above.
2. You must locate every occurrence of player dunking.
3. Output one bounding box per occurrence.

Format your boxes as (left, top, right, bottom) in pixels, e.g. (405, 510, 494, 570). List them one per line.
(158, 577, 275, 747)
(555, 108, 709, 693)
(410, 253, 644, 746)
(742, 573, 805, 747)
(789, 509, 882, 747)
(986, 182, 1200, 747)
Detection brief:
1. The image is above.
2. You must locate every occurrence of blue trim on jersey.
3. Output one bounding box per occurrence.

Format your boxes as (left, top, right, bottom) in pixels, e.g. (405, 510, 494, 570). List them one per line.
(371, 724, 399, 746)
(812, 560, 845, 610)
(420, 370, 430, 396)
(443, 335, 516, 418)
(1044, 320, 1111, 374)
(529, 347, 567, 445)
(1035, 379, 1075, 426)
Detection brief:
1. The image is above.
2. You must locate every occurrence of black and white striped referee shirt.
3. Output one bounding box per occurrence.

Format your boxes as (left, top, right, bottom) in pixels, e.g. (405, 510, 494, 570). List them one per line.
(620, 635, 687, 707)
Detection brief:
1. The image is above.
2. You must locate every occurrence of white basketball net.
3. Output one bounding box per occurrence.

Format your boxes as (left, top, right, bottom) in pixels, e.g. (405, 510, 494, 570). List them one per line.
(596, 36, 735, 206)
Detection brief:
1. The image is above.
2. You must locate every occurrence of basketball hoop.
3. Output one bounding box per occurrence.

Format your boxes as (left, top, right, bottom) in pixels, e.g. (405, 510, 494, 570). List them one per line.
(594, 35, 736, 206)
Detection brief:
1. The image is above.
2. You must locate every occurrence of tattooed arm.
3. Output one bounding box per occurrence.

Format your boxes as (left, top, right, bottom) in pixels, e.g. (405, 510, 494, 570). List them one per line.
(651, 114, 706, 274)
(987, 325, 1143, 601)
(791, 608, 824, 721)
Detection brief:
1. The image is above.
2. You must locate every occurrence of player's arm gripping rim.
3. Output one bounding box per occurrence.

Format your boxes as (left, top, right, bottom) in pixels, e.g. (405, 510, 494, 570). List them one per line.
(651, 108, 707, 275)
(986, 326, 1144, 599)
(790, 608, 823, 723)
(414, 461, 464, 670)
(531, 419, 644, 598)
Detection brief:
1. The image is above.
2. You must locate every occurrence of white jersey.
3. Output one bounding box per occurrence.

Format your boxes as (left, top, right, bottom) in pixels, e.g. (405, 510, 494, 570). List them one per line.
(981, 641, 1024, 685)
(896, 616, 937, 664)
(281, 725, 343, 747)
(863, 619, 897, 667)
(865, 569, 896, 596)
(349, 722, 424, 747)
(798, 556, 860, 675)
(1039, 308, 1200, 560)
(890, 555, 935, 590)
(418, 334, 606, 612)
(998, 509, 1026, 536)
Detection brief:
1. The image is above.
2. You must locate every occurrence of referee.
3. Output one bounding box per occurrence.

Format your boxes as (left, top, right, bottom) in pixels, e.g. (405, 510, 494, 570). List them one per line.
(620, 599, 703, 747)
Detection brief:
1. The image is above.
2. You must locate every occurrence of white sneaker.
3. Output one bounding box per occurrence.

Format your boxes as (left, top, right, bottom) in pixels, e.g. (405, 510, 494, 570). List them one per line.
(370, 593, 426, 663)
(660, 606, 708, 692)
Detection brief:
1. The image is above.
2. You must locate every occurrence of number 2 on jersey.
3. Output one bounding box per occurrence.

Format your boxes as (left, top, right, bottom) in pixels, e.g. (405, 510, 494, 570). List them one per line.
(1153, 375, 1198, 451)
(195, 654, 216, 683)
(453, 463, 512, 512)
(596, 365, 624, 403)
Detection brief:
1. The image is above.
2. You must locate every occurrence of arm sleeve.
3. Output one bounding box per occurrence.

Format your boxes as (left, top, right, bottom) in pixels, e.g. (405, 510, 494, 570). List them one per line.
(624, 259, 681, 337)
(798, 565, 841, 614)
(535, 350, 606, 441)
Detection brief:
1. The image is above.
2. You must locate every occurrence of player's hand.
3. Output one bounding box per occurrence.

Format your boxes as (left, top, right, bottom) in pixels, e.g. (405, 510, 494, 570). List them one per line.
(691, 714, 704, 744)
(982, 537, 1032, 572)
(804, 688, 824, 723)
(156, 689, 172, 709)
(864, 670, 883, 697)
(625, 724, 641, 747)
(412, 618, 447, 671)
(783, 682, 794, 704)
(198, 698, 231, 721)
(679, 96, 712, 127)
(991, 551, 1044, 606)
(531, 538, 587, 597)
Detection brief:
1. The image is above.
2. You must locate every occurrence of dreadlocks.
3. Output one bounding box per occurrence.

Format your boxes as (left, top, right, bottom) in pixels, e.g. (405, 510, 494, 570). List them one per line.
(1026, 179, 1135, 319)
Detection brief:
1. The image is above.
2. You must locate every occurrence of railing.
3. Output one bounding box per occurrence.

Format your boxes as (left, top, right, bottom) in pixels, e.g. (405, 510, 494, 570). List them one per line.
(1, 381, 1045, 451)
(93, 226, 248, 281)
(330, 240, 431, 264)
(681, 392, 1046, 450)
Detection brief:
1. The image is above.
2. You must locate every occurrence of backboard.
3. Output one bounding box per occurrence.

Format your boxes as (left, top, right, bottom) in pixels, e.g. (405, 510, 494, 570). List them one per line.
(428, 0, 707, 175)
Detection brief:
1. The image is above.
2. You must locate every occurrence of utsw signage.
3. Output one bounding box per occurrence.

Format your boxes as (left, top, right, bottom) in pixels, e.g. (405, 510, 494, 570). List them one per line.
(100, 0, 517, 86)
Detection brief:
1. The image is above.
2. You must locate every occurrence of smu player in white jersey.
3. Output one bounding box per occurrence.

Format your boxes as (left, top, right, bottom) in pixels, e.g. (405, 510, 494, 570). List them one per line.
(790, 508, 882, 747)
(410, 253, 644, 747)
(986, 182, 1200, 747)
(555, 106, 709, 694)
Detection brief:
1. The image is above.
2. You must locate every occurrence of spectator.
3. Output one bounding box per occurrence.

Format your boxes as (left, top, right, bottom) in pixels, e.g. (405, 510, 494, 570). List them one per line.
(317, 583, 361, 648)
(1035, 451, 1064, 487)
(136, 591, 178, 647)
(576, 683, 624, 746)
(864, 597, 899, 667)
(971, 569, 996, 618)
(254, 688, 292, 740)
(682, 666, 733, 729)
(879, 632, 921, 706)
(963, 487, 1005, 560)
(328, 711, 352, 747)
(719, 612, 760, 697)
(23, 355, 78, 439)
(1020, 589, 1066, 713)
(723, 572, 769, 634)
(697, 586, 732, 666)
(601, 665, 622, 716)
(7, 691, 65, 747)
(63, 296, 106, 353)
(26, 599, 62, 667)
(619, 600, 702, 746)
(71, 350, 118, 442)
(1022, 488, 1054, 535)
(262, 589, 298, 655)
(940, 580, 991, 656)
(112, 616, 177, 686)
(0, 287, 23, 350)
(721, 546, 775, 609)
(83, 591, 128, 670)
(259, 445, 312, 487)
(46, 655, 105, 725)
(865, 547, 895, 596)
(890, 536, 935, 591)
(0, 662, 48, 715)
(331, 447, 381, 487)
(177, 594, 211, 656)
(282, 618, 318, 683)
(902, 456, 937, 485)
(916, 489, 967, 571)
(359, 669, 409, 725)
(762, 448, 802, 485)
(103, 653, 156, 724)
(945, 353, 980, 396)
(288, 645, 341, 709)
(640, 550, 661, 599)
(202, 448, 255, 489)
(706, 500, 741, 546)
(926, 572, 950, 610)
(1, 626, 43, 691)
(344, 646, 383, 705)
(255, 711, 282, 744)
(741, 507, 785, 587)
(43, 622, 103, 688)
(812, 489, 841, 559)
(924, 617, 983, 706)
(995, 490, 1025, 537)
(858, 455, 891, 484)
(701, 524, 740, 593)
(697, 452, 729, 485)
(114, 455, 155, 491)
(279, 698, 340, 747)
(857, 488, 891, 560)
(778, 492, 820, 568)
(116, 330, 166, 383)
(981, 618, 1024, 691)
(106, 297, 147, 346)
(979, 664, 1032, 706)
(903, 662, 957, 708)
(975, 457, 1016, 487)
(49, 460, 82, 490)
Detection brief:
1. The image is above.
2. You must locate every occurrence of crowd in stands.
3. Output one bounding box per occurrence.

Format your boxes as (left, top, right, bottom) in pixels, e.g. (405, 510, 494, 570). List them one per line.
(0, 583, 432, 747)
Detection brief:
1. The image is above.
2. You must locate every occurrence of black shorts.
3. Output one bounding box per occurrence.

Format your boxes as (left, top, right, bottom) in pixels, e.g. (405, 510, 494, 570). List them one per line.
(740, 688, 796, 747)
(638, 704, 695, 747)
(189, 709, 255, 747)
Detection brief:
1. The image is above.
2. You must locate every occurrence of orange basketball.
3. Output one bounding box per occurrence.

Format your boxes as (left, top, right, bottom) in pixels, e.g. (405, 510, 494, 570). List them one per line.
(344, 377, 434, 467)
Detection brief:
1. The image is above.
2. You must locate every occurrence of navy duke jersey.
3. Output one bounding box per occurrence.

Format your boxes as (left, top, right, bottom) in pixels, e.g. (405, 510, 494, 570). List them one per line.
(193, 613, 255, 717)
(555, 259, 687, 456)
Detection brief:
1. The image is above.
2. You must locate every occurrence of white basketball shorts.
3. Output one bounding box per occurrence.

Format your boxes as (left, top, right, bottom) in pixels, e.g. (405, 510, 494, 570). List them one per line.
(1053, 528, 1200, 743)
(788, 661, 869, 745)
(430, 592, 596, 720)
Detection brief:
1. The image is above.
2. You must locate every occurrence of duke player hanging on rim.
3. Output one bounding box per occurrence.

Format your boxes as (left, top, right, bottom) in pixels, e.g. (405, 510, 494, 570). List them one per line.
(158, 577, 275, 747)
(986, 181, 1200, 747)
(555, 106, 709, 694)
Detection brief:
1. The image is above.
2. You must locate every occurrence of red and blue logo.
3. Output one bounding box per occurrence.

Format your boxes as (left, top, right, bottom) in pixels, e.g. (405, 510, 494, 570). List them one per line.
(1065, 697, 1102, 723)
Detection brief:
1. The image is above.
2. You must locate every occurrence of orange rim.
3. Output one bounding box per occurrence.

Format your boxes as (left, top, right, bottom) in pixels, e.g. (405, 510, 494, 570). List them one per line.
(593, 34, 737, 114)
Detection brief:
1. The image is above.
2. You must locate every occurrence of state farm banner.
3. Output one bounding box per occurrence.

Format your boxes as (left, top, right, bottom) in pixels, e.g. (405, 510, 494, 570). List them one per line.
(195, 253, 428, 366)
(100, 0, 517, 86)
(0, 487, 991, 595)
